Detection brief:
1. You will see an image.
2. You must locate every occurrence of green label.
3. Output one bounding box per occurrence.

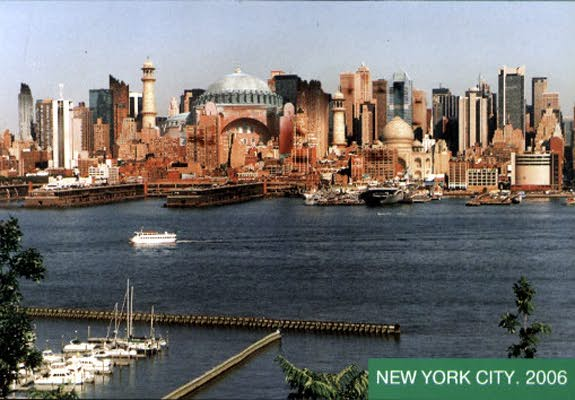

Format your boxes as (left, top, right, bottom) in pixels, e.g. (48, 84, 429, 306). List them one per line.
(368, 358, 575, 399)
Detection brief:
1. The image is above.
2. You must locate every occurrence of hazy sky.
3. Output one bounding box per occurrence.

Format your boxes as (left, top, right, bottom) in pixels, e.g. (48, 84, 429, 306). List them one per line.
(1, 1, 574, 132)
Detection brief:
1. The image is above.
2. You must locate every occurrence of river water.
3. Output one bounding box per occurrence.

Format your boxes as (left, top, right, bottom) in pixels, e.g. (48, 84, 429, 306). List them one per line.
(2, 197, 574, 398)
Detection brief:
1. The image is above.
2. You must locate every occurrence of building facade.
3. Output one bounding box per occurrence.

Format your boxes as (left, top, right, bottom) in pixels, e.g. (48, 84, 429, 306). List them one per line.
(498, 66, 525, 134)
(18, 83, 34, 142)
(387, 71, 413, 125)
(532, 77, 547, 130)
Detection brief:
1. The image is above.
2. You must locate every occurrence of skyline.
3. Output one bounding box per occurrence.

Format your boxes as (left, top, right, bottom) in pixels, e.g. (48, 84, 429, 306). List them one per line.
(1, 1, 574, 133)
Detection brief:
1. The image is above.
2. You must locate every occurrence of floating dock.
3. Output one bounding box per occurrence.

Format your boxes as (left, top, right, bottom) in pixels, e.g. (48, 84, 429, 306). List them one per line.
(23, 183, 145, 208)
(165, 183, 264, 207)
(162, 331, 281, 399)
(26, 307, 400, 336)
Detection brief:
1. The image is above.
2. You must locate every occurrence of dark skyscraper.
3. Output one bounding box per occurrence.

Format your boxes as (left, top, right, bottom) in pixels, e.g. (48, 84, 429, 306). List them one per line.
(18, 83, 34, 141)
(387, 72, 413, 125)
(109, 75, 129, 157)
(498, 66, 525, 134)
(372, 79, 387, 139)
(89, 89, 112, 125)
(35, 99, 53, 150)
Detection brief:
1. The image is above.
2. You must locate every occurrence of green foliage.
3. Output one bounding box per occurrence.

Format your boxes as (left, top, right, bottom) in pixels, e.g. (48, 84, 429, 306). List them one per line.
(30, 386, 79, 400)
(499, 276, 551, 358)
(275, 355, 368, 400)
(0, 217, 46, 397)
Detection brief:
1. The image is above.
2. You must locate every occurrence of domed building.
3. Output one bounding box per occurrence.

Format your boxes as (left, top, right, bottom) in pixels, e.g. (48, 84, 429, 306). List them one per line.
(191, 68, 283, 169)
(382, 116, 432, 180)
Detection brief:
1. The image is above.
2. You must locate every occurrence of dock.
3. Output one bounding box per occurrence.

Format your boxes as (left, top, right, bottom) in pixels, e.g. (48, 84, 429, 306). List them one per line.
(25, 307, 400, 336)
(23, 183, 145, 207)
(165, 183, 264, 207)
(162, 331, 281, 399)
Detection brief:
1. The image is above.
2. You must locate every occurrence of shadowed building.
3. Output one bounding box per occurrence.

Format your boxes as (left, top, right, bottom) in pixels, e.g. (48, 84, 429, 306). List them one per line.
(412, 89, 427, 139)
(388, 71, 413, 125)
(432, 87, 459, 155)
(18, 83, 34, 142)
(110, 75, 129, 157)
(35, 99, 53, 150)
(532, 77, 547, 130)
(498, 66, 525, 135)
(458, 87, 488, 153)
(373, 79, 387, 139)
(180, 89, 205, 114)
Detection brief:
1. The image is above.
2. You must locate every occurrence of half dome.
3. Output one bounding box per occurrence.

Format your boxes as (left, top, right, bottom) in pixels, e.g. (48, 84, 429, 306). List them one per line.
(382, 116, 414, 143)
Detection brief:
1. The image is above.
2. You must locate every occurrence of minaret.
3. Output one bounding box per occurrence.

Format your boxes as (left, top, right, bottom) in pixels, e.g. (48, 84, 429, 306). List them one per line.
(332, 88, 346, 146)
(141, 58, 157, 129)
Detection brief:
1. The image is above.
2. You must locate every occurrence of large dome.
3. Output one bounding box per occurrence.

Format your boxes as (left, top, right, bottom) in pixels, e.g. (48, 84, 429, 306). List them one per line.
(206, 68, 272, 94)
(195, 68, 282, 109)
(382, 116, 414, 143)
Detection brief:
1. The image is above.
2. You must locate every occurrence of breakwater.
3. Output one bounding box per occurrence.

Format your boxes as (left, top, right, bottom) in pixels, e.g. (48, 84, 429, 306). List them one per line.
(26, 307, 400, 336)
(162, 331, 281, 399)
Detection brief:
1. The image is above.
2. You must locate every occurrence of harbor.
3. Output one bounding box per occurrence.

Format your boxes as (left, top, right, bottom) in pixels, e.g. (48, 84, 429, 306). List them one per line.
(8, 197, 575, 398)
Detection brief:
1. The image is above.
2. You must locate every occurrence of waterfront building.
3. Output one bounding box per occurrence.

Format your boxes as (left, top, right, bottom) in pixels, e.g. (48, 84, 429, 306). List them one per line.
(373, 79, 388, 139)
(129, 92, 142, 120)
(532, 77, 547, 130)
(412, 89, 427, 139)
(141, 58, 157, 129)
(362, 142, 398, 182)
(192, 68, 282, 171)
(18, 83, 34, 142)
(387, 71, 413, 126)
(448, 158, 468, 190)
(35, 99, 53, 150)
(458, 87, 488, 153)
(433, 139, 451, 176)
(497, 66, 525, 135)
(467, 167, 498, 191)
(511, 152, 560, 191)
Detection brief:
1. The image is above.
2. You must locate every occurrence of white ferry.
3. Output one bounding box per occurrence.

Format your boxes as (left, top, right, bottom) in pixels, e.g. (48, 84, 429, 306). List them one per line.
(130, 229, 177, 245)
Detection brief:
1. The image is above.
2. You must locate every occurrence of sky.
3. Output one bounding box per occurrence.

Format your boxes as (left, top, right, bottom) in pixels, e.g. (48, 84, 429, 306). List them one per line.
(1, 1, 574, 133)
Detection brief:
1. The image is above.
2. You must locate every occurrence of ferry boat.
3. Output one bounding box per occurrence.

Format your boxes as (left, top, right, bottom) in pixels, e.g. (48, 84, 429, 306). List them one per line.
(130, 229, 177, 245)
(359, 187, 407, 206)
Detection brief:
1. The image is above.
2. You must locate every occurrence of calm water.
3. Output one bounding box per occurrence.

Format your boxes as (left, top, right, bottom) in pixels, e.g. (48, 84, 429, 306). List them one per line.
(2, 197, 575, 399)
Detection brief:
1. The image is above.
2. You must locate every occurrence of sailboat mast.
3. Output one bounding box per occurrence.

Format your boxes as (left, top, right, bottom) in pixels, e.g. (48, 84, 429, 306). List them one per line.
(130, 285, 134, 338)
(126, 279, 131, 339)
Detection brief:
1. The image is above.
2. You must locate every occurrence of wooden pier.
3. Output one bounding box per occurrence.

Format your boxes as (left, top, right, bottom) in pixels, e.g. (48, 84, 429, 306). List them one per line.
(25, 307, 400, 336)
(162, 331, 281, 399)
(23, 183, 145, 207)
(165, 183, 264, 208)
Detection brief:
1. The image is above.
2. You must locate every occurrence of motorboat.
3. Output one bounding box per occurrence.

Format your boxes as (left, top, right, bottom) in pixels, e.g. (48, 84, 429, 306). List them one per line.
(62, 339, 96, 353)
(130, 229, 177, 245)
(68, 355, 113, 375)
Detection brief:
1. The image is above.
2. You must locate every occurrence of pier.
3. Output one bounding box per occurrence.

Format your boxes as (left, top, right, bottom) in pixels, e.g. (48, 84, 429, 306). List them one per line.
(26, 307, 400, 336)
(23, 183, 145, 207)
(165, 182, 264, 207)
(162, 331, 281, 399)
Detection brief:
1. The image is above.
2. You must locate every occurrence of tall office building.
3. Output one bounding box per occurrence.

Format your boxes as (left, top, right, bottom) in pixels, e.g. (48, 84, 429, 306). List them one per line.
(339, 64, 377, 143)
(458, 87, 488, 153)
(141, 58, 157, 129)
(52, 96, 74, 169)
(412, 89, 428, 139)
(18, 83, 34, 141)
(35, 99, 53, 150)
(72, 102, 92, 153)
(498, 66, 525, 134)
(387, 71, 413, 125)
(372, 79, 387, 139)
(89, 89, 112, 126)
(432, 87, 459, 154)
(110, 75, 129, 156)
(532, 77, 547, 130)
(129, 92, 142, 119)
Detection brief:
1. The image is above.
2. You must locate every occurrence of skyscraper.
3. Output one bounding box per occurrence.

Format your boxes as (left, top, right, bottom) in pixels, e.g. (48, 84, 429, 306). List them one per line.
(109, 75, 129, 156)
(18, 83, 34, 142)
(52, 97, 73, 169)
(387, 71, 413, 125)
(412, 89, 428, 139)
(458, 87, 488, 153)
(431, 87, 459, 154)
(339, 64, 377, 144)
(72, 102, 92, 153)
(141, 58, 157, 129)
(372, 79, 387, 139)
(35, 99, 53, 150)
(89, 89, 112, 125)
(498, 66, 525, 134)
(129, 92, 142, 119)
(532, 77, 547, 130)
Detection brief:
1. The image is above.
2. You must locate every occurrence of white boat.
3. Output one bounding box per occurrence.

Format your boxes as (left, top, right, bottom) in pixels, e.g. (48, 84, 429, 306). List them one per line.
(62, 339, 96, 353)
(41, 349, 64, 365)
(68, 355, 113, 375)
(34, 362, 94, 386)
(130, 229, 177, 245)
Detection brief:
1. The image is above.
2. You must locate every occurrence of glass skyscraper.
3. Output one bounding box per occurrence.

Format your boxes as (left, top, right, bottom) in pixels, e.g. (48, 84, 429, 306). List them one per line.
(497, 66, 525, 134)
(387, 72, 413, 125)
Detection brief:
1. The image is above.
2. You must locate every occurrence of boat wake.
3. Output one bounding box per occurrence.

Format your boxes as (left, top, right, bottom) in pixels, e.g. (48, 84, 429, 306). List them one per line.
(176, 239, 225, 244)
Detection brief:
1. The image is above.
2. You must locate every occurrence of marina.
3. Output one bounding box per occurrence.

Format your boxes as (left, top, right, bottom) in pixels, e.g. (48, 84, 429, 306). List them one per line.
(7, 197, 575, 398)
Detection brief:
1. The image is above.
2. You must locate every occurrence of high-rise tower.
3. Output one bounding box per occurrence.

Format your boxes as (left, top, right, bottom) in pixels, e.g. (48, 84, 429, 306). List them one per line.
(18, 83, 34, 141)
(387, 72, 413, 125)
(141, 58, 157, 129)
(532, 77, 547, 130)
(332, 89, 346, 146)
(498, 66, 525, 134)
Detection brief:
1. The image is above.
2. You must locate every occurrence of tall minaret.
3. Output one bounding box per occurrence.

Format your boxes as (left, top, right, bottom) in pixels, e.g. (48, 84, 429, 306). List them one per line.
(141, 58, 157, 129)
(332, 88, 346, 146)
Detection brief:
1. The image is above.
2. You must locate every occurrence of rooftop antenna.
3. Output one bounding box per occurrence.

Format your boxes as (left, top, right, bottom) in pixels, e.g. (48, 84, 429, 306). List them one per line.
(58, 83, 64, 100)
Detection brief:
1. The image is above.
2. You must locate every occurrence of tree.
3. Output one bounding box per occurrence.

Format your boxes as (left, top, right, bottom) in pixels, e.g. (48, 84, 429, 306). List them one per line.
(275, 355, 368, 400)
(499, 276, 551, 358)
(0, 217, 46, 397)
